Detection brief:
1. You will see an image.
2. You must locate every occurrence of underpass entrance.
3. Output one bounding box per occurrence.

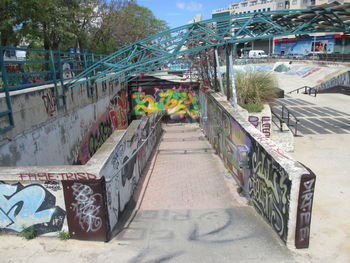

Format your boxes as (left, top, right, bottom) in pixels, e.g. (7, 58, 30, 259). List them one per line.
(128, 75, 200, 123)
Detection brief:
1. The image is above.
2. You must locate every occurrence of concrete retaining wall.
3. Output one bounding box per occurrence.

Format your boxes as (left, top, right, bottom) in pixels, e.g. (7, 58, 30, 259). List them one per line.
(199, 90, 315, 249)
(0, 80, 128, 166)
(0, 112, 163, 241)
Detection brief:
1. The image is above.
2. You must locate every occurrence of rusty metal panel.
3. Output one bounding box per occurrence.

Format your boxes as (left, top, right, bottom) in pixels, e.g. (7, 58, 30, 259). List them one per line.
(62, 178, 109, 241)
(295, 172, 316, 249)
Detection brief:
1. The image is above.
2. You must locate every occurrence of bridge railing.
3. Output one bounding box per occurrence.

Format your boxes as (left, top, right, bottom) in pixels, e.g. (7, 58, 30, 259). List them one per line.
(0, 46, 106, 93)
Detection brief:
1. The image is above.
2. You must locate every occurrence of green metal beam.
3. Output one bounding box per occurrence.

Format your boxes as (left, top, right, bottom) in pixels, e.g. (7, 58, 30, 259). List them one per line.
(65, 3, 350, 89)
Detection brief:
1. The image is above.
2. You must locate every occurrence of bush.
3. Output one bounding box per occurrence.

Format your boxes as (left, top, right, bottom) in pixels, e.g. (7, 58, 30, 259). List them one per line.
(20, 226, 37, 240)
(235, 71, 277, 112)
(58, 231, 70, 240)
(240, 103, 264, 113)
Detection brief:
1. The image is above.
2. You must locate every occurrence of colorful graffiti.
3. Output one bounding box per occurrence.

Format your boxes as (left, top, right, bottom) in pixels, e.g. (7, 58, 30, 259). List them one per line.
(76, 89, 129, 165)
(200, 90, 296, 245)
(315, 70, 350, 91)
(248, 115, 271, 138)
(109, 89, 128, 129)
(0, 181, 65, 234)
(206, 96, 252, 192)
(131, 88, 199, 121)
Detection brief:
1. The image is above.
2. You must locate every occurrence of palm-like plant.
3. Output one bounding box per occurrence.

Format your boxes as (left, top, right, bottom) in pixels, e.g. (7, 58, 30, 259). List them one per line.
(235, 71, 277, 112)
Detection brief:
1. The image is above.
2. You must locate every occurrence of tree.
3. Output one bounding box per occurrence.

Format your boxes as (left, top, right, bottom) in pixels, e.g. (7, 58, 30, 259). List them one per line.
(91, 2, 169, 53)
(19, 0, 81, 51)
(0, 0, 21, 46)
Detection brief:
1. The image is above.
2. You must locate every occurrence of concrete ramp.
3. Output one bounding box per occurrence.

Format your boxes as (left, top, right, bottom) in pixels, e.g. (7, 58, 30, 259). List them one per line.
(115, 123, 294, 262)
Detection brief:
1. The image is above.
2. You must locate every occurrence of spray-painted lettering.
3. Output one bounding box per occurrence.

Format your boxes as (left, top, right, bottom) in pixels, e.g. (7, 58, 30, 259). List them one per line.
(71, 183, 102, 232)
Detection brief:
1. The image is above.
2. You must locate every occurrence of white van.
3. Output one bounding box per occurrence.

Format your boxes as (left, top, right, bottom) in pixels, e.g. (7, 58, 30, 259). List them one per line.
(248, 50, 268, 58)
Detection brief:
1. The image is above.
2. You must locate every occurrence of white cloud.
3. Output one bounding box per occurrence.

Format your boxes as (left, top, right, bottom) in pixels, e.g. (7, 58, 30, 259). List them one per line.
(176, 1, 203, 12)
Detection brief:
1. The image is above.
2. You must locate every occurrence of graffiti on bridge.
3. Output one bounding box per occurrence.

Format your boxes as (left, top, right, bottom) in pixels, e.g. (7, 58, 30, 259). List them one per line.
(71, 183, 102, 233)
(131, 88, 199, 121)
(0, 181, 65, 235)
(248, 140, 291, 243)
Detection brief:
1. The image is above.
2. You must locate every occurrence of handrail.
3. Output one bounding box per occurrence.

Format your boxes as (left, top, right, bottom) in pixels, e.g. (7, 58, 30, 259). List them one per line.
(281, 105, 299, 136)
(271, 109, 285, 132)
(288, 86, 317, 97)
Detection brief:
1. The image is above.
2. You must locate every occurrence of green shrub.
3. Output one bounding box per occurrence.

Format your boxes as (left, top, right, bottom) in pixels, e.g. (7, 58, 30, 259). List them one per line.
(235, 71, 277, 112)
(58, 231, 70, 240)
(20, 226, 37, 240)
(240, 103, 264, 113)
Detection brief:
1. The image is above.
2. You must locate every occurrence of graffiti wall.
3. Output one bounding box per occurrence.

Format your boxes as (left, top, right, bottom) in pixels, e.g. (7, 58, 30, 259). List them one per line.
(0, 181, 66, 235)
(76, 89, 129, 164)
(131, 87, 199, 122)
(199, 91, 315, 248)
(99, 112, 162, 231)
(248, 106, 272, 138)
(315, 70, 350, 91)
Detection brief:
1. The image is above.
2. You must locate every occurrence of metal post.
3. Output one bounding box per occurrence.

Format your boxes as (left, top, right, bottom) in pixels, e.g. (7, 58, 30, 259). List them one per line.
(229, 43, 238, 107)
(213, 48, 218, 91)
(226, 44, 231, 101)
(214, 48, 224, 96)
(0, 47, 14, 130)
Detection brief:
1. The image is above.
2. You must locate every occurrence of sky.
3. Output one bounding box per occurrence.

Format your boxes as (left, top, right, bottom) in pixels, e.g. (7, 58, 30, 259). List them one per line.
(137, 0, 234, 29)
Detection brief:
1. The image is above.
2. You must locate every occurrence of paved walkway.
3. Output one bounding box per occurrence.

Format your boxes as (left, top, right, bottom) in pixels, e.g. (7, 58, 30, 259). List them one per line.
(0, 123, 296, 263)
(115, 123, 294, 262)
(272, 96, 350, 135)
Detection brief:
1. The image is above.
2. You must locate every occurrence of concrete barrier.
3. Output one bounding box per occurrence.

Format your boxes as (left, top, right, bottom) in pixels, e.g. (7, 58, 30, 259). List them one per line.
(0, 112, 163, 241)
(0, 80, 128, 166)
(199, 90, 315, 249)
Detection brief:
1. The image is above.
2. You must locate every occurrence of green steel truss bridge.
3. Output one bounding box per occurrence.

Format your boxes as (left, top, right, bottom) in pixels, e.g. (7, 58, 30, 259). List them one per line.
(66, 2, 350, 88)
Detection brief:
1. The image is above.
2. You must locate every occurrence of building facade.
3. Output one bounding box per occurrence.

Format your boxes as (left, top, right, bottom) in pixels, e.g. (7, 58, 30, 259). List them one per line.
(212, 0, 350, 56)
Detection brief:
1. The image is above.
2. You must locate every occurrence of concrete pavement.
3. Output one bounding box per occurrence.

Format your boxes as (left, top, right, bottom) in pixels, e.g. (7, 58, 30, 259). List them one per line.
(0, 123, 297, 263)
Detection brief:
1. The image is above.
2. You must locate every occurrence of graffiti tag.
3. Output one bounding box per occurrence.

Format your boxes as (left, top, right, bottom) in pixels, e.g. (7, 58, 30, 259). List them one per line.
(42, 90, 56, 117)
(71, 183, 102, 232)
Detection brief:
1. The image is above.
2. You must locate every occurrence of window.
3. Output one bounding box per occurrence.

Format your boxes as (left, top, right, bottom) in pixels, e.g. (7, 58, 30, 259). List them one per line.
(292, 0, 297, 4)
(267, 7, 271, 11)
(263, 8, 266, 11)
(254, 9, 256, 12)
(258, 9, 261, 12)
(278, 3, 284, 7)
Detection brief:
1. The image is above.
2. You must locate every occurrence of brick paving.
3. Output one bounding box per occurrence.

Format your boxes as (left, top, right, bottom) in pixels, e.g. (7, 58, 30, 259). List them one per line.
(138, 123, 244, 210)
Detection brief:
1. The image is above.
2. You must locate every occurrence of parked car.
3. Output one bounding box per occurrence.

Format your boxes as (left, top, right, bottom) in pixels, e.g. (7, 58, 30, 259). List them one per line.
(248, 50, 268, 58)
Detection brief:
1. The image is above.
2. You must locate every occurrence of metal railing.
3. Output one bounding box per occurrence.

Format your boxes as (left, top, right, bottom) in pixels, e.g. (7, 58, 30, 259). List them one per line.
(271, 109, 285, 132)
(288, 86, 317, 97)
(281, 105, 299, 136)
(0, 46, 106, 93)
(0, 46, 106, 134)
